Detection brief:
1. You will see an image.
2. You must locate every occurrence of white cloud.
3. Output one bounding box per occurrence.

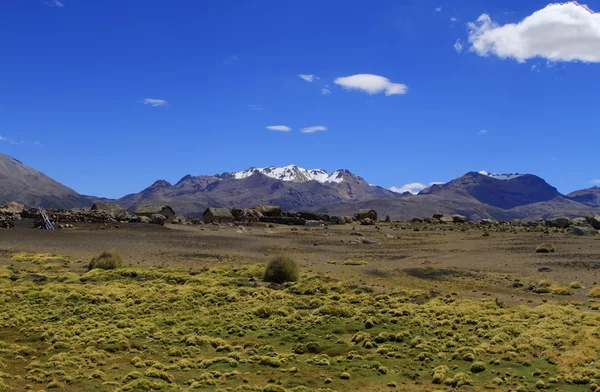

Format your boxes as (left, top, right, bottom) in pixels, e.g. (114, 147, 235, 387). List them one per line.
(467, 2, 600, 63)
(334, 74, 408, 96)
(321, 88, 332, 95)
(223, 55, 239, 65)
(46, 0, 64, 7)
(143, 98, 168, 107)
(435, 7, 442, 12)
(454, 39, 463, 53)
(450, 17, 458, 22)
(429, 181, 445, 186)
(301, 126, 327, 134)
(0, 136, 17, 144)
(298, 74, 317, 82)
(248, 104, 262, 111)
(479, 129, 488, 134)
(390, 183, 427, 194)
(589, 179, 600, 185)
(266, 125, 291, 132)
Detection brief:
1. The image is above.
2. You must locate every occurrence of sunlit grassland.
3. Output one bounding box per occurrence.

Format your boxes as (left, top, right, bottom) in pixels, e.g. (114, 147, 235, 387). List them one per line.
(1, 254, 600, 391)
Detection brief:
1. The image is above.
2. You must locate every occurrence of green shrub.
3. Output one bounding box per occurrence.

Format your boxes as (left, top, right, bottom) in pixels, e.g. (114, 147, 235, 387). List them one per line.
(263, 255, 298, 284)
(88, 250, 123, 271)
(470, 361, 486, 373)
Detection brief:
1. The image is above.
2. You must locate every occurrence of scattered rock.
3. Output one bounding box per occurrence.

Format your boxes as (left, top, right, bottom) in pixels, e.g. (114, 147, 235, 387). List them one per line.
(537, 267, 552, 272)
(570, 226, 597, 236)
(171, 215, 188, 224)
(589, 215, 600, 230)
(151, 214, 167, 226)
(546, 217, 571, 229)
(571, 217, 589, 226)
(360, 218, 375, 226)
(438, 215, 455, 224)
(452, 214, 467, 223)
(350, 232, 365, 237)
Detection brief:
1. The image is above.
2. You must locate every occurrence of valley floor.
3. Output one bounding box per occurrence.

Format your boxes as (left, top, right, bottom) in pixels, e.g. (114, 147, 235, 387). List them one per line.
(0, 222, 599, 391)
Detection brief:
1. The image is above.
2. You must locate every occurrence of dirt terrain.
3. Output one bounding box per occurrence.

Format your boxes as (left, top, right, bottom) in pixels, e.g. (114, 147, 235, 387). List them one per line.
(1, 222, 598, 304)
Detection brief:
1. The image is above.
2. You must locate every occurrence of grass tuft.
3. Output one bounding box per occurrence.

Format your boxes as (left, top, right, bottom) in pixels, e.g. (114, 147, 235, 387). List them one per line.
(263, 255, 299, 284)
(343, 260, 368, 266)
(88, 250, 123, 270)
(536, 243, 555, 253)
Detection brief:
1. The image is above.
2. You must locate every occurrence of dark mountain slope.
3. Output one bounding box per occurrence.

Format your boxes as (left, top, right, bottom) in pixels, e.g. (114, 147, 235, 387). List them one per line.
(0, 153, 91, 209)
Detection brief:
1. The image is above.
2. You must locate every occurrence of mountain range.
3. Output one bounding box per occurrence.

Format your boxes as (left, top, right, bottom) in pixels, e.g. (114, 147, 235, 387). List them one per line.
(1, 152, 599, 220)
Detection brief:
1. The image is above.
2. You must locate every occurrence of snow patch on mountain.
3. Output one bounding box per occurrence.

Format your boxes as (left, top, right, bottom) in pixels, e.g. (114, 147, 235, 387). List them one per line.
(226, 165, 346, 183)
(479, 171, 525, 180)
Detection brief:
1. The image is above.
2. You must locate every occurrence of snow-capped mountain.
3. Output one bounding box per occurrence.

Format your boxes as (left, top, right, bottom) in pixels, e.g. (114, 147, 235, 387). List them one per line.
(221, 165, 346, 184)
(478, 171, 525, 181)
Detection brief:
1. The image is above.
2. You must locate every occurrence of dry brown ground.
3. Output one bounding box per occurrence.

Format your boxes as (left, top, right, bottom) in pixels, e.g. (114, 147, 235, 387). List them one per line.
(1, 222, 599, 305)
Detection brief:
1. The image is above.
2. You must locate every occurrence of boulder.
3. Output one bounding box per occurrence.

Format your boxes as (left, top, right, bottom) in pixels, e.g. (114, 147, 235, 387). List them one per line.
(252, 205, 282, 217)
(305, 220, 324, 227)
(546, 217, 571, 229)
(571, 217, 589, 226)
(588, 215, 600, 230)
(130, 215, 151, 223)
(438, 215, 455, 224)
(0, 201, 24, 214)
(360, 218, 375, 226)
(570, 226, 597, 236)
(151, 214, 167, 226)
(511, 219, 523, 226)
(479, 219, 495, 225)
(113, 209, 132, 222)
(452, 214, 468, 223)
(171, 215, 187, 224)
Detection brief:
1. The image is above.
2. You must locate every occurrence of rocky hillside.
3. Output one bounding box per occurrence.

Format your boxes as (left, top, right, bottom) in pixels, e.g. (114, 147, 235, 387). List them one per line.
(311, 172, 600, 221)
(0, 153, 90, 209)
(2, 154, 599, 220)
(419, 171, 562, 209)
(568, 187, 600, 207)
(117, 167, 399, 216)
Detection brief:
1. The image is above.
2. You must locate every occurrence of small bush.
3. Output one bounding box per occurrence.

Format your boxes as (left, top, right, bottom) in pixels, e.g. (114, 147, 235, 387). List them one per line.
(568, 281, 583, 289)
(588, 287, 600, 298)
(536, 244, 555, 253)
(263, 255, 298, 284)
(470, 361, 486, 373)
(88, 250, 123, 271)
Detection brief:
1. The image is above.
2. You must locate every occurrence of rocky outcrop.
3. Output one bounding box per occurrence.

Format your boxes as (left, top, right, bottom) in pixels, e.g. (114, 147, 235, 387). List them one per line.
(589, 215, 600, 230)
(546, 217, 571, 229)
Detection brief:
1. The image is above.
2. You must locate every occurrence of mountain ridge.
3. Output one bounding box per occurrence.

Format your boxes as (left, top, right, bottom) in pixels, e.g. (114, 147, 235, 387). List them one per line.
(1, 153, 599, 220)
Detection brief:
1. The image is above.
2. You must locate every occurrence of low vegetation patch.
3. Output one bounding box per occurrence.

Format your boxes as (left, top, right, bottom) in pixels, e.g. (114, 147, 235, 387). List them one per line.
(88, 250, 123, 270)
(263, 255, 298, 283)
(343, 260, 368, 266)
(10, 252, 74, 264)
(1, 255, 600, 391)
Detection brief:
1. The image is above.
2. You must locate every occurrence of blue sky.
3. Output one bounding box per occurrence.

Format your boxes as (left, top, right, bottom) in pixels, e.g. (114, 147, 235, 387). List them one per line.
(1, 0, 599, 198)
